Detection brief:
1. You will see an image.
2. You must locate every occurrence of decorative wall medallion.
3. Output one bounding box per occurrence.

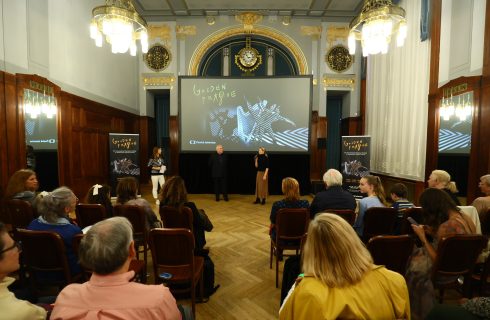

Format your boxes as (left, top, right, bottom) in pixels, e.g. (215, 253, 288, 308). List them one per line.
(326, 45, 353, 73)
(235, 37, 262, 72)
(144, 44, 171, 72)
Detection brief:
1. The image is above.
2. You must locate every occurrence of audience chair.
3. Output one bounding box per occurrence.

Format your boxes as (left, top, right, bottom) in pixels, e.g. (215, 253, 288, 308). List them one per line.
(399, 207, 423, 235)
(159, 205, 194, 232)
(72, 233, 146, 282)
(481, 209, 490, 235)
(325, 209, 356, 225)
(114, 205, 150, 273)
(75, 204, 106, 229)
(363, 207, 397, 242)
(270, 208, 309, 288)
(17, 229, 77, 294)
(432, 234, 486, 302)
(6, 200, 35, 236)
(149, 228, 204, 318)
(471, 247, 490, 296)
(367, 235, 414, 275)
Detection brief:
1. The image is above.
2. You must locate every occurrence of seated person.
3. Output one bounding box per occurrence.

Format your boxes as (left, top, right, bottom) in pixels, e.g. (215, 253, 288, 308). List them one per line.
(427, 169, 461, 205)
(471, 174, 490, 230)
(279, 213, 410, 319)
(0, 221, 47, 320)
(353, 175, 388, 237)
(310, 169, 356, 218)
(4, 169, 39, 204)
(116, 177, 161, 229)
(28, 187, 82, 276)
(426, 297, 490, 320)
(390, 183, 415, 234)
(269, 177, 309, 240)
(51, 217, 181, 320)
(159, 176, 213, 252)
(85, 184, 113, 217)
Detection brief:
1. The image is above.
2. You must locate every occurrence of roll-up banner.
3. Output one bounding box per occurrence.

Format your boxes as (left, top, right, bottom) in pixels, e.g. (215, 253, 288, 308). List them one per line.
(109, 133, 140, 196)
(341, 136, 371, 199)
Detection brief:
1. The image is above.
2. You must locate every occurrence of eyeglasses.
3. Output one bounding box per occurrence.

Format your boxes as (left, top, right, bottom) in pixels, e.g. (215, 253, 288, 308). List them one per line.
(0, 241, 22, 254)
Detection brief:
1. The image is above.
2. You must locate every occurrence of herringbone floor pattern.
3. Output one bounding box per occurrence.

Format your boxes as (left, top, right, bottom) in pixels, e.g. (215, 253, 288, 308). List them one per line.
(144, 187, 313, 320)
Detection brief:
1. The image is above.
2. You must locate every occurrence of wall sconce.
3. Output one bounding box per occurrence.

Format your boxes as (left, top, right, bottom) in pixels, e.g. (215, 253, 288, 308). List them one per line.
(282, 16, 291, 26)
(206, 16, 216, 25)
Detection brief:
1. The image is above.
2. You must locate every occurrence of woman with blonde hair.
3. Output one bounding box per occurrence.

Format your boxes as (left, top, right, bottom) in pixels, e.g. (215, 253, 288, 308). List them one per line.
(280, 213, 410, 319)
(269, 177, 309, 240)
(353, 175, 388, 237)
(427, 169, 460, 205)
(4, 169, 39, 204)
(147, 146, 166, 205)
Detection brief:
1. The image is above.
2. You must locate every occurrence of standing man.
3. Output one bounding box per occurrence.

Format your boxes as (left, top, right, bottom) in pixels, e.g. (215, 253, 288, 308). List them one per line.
(208, 144, 228, 201)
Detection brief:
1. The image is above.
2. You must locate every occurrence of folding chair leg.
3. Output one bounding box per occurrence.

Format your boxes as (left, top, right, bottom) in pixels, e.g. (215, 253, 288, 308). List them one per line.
(276, 250, 279, 288)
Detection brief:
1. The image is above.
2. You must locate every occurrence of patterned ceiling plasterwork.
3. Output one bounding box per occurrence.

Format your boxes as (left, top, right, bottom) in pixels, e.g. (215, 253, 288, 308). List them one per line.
(148, 25, 172, 42)
(176, 25, 197, 39)
(326, 25, 349, 47)
(188, 26, 308, 75)
(300, 26, 322, 40)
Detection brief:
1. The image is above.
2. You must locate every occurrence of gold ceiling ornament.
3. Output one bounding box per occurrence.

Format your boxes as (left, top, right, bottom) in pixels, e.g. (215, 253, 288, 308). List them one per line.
(326, 25, 349, 47)
(147, 25, 171, 42)
(322, 75, 356, 90)
(142, 73, 175, 87)
(235, 12, 263, 32)
(348, 0, 407, 56)
(176, 25, 197, 40)
(90, 0, 148, 56)
(300, 26, 322, 39)
(188, 26, 308, 75)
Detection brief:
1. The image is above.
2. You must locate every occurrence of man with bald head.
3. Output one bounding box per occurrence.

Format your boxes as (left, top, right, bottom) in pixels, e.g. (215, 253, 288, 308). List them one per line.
(310, 169, 356, 218)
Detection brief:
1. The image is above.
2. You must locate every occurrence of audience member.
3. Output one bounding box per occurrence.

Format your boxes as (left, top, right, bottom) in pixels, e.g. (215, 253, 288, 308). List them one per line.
(28, 187, 82, 276)
(279, 213, 410, 319)
(51, 217, 181, 320)
(253, 147, 269, 205)
(159, 176, 213, 252)
(85, 184, 113, 217)
(147, 146, 166, 205)
(116, 177, 161, 229)
(390, 183, 415, 234)
(426, 297, 490, 320)
(427, 169, 461, 205)
(353, 175, 388, 237)
(4, 169, 39, 204)
(309, 169, 356, 218)
(406, 188, 476, 320)
(471, 174, 490, 226)
(269, 177, 309, 240)
(0, 221, 47, 320)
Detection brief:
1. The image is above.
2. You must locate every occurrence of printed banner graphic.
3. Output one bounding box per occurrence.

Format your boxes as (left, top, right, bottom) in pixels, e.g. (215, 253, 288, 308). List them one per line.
(341, 136, 371, 199)
(109, 133, 140, 195)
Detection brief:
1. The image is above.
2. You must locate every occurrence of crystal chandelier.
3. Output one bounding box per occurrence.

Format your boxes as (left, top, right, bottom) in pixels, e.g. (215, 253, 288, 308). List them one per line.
(440, 92, 473, 122)
(348, 0, 407, 57)
(90, 0, 148, 56)
(24, 89, 57, 119)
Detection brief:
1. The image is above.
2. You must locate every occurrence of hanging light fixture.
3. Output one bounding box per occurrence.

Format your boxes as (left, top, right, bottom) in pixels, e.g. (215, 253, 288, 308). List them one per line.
(23, 89, 57, 119)
(440, 92, 473, 122)
(90, 0, 148, 56)
(348, 0, 407, 57)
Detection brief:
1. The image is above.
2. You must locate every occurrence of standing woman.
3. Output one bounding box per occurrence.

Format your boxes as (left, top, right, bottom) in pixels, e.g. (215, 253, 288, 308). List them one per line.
(254, 147, 269, 205)
(147, 147, 166, 205)
(4, 169, 39, 204)
(353, 175, 389, 237)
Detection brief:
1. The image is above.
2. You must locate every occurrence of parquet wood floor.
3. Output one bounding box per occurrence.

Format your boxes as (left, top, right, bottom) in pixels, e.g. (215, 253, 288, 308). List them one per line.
(143, 187, 313, 320)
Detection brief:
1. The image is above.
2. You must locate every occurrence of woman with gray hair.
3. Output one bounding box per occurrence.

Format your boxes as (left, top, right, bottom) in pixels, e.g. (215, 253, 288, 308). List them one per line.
(279, 213, 410, 319)
(27, 186, 82, 276)
(471, 174, 490, 232)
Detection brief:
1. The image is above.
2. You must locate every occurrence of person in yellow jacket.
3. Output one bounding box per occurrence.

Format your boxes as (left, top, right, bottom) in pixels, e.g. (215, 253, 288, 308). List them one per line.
(280, 213, 411, 320)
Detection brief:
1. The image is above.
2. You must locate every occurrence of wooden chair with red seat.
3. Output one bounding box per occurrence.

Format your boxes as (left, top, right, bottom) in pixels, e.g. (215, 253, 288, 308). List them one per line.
(432, 234, 486, 302)
(159, 205, 194, 232)
(362, 207, 397, 242)
(114, 205, 150, 271)
(367, 235, 414, 274)
(270, 208, 310, 288)
(6, 199, 36, 237)
(75, 203, 106, 229)
(72, 233, 146, 283)
(325, 209, 356, 225)
(399, 207, 423, 235)
(149, 228, 204, 318)
(16, 229, 80, 294)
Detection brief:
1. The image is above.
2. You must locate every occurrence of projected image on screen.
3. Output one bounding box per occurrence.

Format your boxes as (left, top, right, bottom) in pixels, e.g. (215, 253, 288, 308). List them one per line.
(24, 116, 58, 151)
(179, 77, 312, 153)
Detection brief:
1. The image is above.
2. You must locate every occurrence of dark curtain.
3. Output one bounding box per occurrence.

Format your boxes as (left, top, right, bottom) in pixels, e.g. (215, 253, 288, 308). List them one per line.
(326, 96, 342, 171)
(155, 93, 171, 172)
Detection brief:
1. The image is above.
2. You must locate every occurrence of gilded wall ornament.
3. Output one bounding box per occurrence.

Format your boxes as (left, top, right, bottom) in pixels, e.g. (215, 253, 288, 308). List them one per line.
(144, 44, 171, 72)
(326, 45, 353, 73)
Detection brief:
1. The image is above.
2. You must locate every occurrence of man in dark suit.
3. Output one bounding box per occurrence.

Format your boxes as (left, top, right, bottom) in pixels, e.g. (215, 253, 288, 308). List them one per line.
(208, 144, 228, 201)
(310, 169, 356, 218)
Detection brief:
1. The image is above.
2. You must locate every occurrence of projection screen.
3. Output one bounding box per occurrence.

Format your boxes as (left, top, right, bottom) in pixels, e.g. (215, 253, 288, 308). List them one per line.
(179, 76, 312, 153)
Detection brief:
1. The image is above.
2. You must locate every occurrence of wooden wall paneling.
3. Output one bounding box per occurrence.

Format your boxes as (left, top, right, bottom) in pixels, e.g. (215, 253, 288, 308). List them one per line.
(138, 116, 153, 184)
(0, 72, 8, 196)
(309, 111, 326, 180)
(341, 117, 362, 136)
(169, 116, 179, 175)
(4, 73, 21, 177)
(375, 173, 426, 206)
